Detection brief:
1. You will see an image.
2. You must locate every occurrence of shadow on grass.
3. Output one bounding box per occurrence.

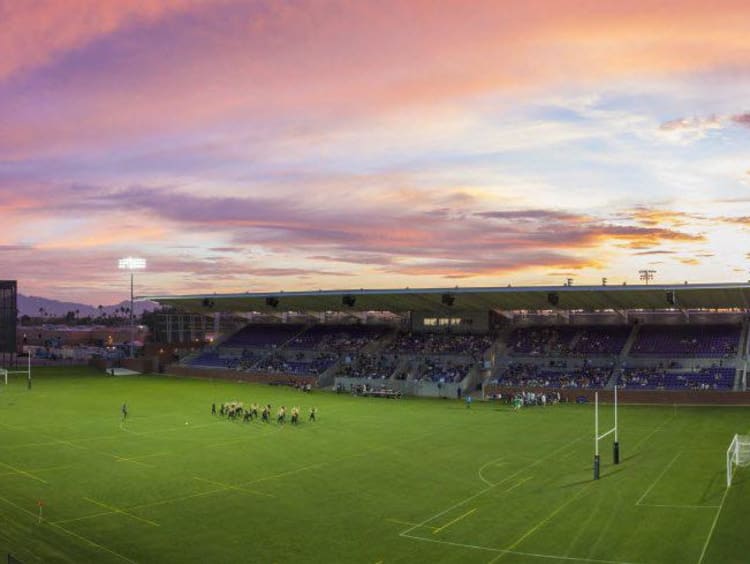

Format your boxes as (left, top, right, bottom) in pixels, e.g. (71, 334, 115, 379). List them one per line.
(561, 467, 626, 487)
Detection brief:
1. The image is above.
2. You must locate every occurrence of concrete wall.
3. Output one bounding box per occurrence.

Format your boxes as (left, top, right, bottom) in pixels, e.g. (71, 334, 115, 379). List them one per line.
(168, 365, 317, 385)
(333, 376, 465, 398)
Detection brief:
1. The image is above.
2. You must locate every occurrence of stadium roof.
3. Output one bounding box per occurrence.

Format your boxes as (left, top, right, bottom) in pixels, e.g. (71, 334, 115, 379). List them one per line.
(142, 282, 750, 314)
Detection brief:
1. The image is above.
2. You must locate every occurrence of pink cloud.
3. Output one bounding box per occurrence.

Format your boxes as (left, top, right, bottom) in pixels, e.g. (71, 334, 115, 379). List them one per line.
(3, 1, 750, 158)
(0, 0, 209, 81)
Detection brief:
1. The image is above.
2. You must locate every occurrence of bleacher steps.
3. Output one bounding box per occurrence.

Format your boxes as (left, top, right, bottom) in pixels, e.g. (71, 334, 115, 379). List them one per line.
(619, 324, 640, 359)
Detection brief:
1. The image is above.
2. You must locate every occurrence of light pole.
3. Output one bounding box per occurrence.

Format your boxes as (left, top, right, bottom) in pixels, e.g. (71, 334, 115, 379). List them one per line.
(118, 257, 146, 358)
(638, 269, 656, 285)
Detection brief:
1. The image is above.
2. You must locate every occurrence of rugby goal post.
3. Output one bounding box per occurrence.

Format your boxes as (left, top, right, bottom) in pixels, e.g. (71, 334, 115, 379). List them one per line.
(727, 434, 750, 487)
(594, 386, 620, 480)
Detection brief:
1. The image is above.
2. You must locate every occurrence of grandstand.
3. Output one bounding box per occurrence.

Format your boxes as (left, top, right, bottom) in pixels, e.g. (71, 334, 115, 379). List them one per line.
(143, 282, 750, 402)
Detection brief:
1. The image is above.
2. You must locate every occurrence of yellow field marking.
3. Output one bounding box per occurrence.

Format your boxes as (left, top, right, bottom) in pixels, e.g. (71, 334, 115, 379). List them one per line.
(241, 462, 327, 487)
(433, 507, 477, 535)
(400, 532, 637, 564)
(488, 483, 593, 564)
(0, 461, 49, 484)
(398, 437, 581, 539)
(129, 462, 328, 511)
(0, 493, 136, 563)
(53, 439, 90, 451)
(503, 476, 532, 493)
(123, 420, 224, 437)
(386, 518, 438, 532)
(203, 426, 285, 449)
(115, 451, 171, 463)
(193, 476, 275, 498)
(0, 433, 126, 450)
(51, 510, 118, 526)
(0, 462, 79, 478)
(128, 487, 230, 511)
(83, 497, 160, 527)
(58, 440, 157, 468)
(0, 421, 159, 469)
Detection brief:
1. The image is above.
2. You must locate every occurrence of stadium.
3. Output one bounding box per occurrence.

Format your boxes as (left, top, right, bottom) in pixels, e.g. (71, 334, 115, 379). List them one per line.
(2, 279, 750, 563)
(4, 1, 750, 563)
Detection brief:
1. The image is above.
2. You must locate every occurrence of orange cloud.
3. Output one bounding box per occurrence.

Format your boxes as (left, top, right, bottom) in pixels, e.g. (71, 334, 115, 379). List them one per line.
(625, 208, 703, 228)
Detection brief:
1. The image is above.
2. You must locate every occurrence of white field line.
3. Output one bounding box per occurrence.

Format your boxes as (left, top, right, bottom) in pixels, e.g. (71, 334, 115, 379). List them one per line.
(48, 430, 438, 526)
(400, 533, 640, 564)
(697, 486, 731, 564)
(432, 507, 477, 535)
(49, 520, 138, 564)
(0, 463, 82, 478)
(386, 518, 438, 532)
(0, 460, 48, 484)
(631, 413, 677, 453)
(193, 476, 275, 498)
(0, 493, 136, 564)
(478, 458, 505, 486)
(635, 452, 681, 506)
(84, 497, 160, 527)
(488, 482, 594, 564)
(400, 437, 582, 537)
(638, 503, 719, 510)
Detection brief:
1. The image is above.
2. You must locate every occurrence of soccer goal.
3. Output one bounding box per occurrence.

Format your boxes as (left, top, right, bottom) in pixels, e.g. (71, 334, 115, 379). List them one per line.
(593, 386, 620, 480)
(726, 434, 750, 486)
(3, 352, 32, 389)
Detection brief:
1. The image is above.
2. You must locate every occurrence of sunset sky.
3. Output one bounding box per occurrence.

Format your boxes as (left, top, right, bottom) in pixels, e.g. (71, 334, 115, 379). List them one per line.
(1, 0, 749, 305)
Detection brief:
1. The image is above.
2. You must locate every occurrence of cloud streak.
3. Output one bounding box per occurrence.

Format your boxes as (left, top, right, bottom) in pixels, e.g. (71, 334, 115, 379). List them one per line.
(0, 1, 749, 302)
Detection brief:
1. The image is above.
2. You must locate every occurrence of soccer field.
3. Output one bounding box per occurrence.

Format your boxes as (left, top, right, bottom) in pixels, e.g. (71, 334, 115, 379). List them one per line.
(0, 367, 748, 563)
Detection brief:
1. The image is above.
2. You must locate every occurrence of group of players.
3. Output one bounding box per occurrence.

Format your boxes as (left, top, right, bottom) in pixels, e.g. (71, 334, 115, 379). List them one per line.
(212, 401, 317, 425)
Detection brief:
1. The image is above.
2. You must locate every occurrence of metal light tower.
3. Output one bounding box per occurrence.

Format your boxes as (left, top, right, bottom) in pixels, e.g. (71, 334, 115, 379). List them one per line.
(638, 269, 656, 285)
(118, 257, 146, 358)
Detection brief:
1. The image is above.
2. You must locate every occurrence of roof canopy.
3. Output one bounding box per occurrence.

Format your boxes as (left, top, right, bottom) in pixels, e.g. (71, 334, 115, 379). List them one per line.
(142, 282, 750, 314)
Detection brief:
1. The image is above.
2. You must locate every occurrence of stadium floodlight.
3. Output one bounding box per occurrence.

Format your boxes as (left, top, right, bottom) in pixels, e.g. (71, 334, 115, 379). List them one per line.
(118, 257, 147, 270)
(118, 257, 147, 358)
(639, 269, 656, 284)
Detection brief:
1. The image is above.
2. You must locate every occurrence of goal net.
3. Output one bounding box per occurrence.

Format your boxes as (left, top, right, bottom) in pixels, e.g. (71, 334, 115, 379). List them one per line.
(726, 434, 750, 486)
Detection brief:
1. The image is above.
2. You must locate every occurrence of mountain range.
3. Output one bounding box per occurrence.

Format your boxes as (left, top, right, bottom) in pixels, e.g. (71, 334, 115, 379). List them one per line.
(17, 294, 159, 318)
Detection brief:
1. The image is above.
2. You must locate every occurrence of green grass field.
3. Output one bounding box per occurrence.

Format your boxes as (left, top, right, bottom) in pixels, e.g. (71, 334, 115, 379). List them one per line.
(0, 367, 748, 563)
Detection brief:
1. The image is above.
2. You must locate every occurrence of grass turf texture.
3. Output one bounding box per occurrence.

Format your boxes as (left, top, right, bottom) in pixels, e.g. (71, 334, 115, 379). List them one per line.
(0, 367, 748, 564)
